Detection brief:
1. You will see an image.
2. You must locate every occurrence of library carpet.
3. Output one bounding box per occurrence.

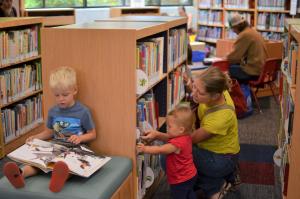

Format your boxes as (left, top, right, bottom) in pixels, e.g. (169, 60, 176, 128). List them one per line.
(239, 144, 276, 186)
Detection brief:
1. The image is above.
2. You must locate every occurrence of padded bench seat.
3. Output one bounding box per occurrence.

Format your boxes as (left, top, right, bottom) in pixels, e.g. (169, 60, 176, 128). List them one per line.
(0, 156, 132, 199)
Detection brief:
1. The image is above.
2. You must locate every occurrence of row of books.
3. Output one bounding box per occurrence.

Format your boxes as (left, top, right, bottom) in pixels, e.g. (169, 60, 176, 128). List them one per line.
(257, 0, 286, 10)
(167, 66, 186, 112)
(257, 13, 285, 32)
(282, 41, 298, 85)
(199, 0, 222, 8)
(279, 75, 294, 145)
(2, 94, 43, 143)
(224, 0, 250, 9)
(0, 25, 39, 66)
(136, 152, 160, 199)
(137, 93, 158, 131)
(136, 91, 160, 199)
(198, 10, 223, 25)
(261, 31, 284, 40)
(224, 11, 252, 27)
(168, 28, 188, 71)
(278, 74, 293, 196)
(136, 37, 164, 84)
(197, 27, 222, 42)
(0, 62, 42, 106)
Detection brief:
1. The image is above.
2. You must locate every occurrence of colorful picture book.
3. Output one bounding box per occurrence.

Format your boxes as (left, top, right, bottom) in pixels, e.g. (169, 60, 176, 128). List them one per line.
(7, 139, 111, 178)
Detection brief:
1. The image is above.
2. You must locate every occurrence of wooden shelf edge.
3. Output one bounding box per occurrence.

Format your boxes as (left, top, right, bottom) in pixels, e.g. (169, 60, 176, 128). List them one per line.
(198, 23, 223, 28)
(257, 9, 290, 13)
(224, 8, 255, 12)
(0, 17, 43, 28)
(0, 89, 43, 109)
(43, 16, 75, 27)
(0, 55, 41, 69)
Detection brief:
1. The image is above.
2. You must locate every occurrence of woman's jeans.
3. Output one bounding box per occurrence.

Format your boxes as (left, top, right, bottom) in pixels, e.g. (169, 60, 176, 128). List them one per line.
(192, 147, 239, 198)
(229, 64, 259, 83)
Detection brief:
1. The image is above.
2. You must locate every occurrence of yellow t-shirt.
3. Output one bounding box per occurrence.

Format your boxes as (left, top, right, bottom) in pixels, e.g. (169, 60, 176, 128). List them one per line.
(197, 90, 240, 154)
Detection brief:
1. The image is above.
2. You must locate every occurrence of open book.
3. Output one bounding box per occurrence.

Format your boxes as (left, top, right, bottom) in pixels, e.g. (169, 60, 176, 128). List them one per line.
(7, 139, 111, 178)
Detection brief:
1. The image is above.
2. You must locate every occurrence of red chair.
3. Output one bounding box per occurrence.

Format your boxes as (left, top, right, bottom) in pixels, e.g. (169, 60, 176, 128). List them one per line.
(248, 58, 282, 113)
(212, 60, 229, 72)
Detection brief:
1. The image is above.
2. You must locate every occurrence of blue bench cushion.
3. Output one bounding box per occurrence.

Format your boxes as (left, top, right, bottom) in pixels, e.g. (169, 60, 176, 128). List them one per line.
(0, 156, 132, 199)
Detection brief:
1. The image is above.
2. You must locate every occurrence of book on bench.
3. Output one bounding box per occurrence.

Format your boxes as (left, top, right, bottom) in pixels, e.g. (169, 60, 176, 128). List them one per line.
(7, 139, 111, 178)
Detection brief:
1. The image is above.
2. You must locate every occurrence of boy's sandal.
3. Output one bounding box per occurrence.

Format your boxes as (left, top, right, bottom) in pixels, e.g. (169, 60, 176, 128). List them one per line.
(49, 161, 69, 192)
(3, 162, 25, 188)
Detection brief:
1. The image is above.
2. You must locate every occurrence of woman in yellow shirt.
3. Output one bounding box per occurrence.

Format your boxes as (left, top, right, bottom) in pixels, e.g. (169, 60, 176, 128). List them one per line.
(187, 67, 240, 199)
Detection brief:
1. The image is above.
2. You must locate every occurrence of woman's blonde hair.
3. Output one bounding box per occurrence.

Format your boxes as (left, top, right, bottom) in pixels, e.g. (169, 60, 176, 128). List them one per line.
(49, 67, 77, 90)
(196, 67, 230, 95)
(167, 104, 194, 133)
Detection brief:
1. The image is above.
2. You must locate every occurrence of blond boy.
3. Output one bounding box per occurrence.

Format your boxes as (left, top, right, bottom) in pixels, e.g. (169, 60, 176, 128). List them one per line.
(3, 67, 96, 192)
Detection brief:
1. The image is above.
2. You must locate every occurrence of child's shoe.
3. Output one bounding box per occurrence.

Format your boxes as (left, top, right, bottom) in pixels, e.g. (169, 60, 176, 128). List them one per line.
(49, 161, 69, 192)
(3, 162, 25, 188)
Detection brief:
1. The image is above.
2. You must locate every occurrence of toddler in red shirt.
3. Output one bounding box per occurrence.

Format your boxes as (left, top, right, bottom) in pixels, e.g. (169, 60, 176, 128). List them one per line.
(137, 105, 197, 199)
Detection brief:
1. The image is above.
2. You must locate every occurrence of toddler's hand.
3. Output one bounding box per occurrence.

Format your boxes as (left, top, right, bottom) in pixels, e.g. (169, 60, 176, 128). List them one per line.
(136, 143, 145, 154)
(141, 130, 158, 142)
(68, 135, 82, 145)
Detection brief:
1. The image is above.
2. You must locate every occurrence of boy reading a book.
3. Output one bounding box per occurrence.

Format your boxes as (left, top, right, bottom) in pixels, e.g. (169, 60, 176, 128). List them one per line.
(137, 105, 197, 199)
(3, 66, 97, 192)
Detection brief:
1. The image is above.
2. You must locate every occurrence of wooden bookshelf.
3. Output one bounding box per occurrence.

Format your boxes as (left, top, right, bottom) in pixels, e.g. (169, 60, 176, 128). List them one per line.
(41, 17, 188, 199)
(110, 7, 160, 17)
(0, 17, 44, 158)
(196, 0, 291, 42)
(278, 24, 300, 199)
(24, 8, 75, 27)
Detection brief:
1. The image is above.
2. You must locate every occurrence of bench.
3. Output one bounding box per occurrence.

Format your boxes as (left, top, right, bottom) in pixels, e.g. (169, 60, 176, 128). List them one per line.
(0, 156, 132, 199)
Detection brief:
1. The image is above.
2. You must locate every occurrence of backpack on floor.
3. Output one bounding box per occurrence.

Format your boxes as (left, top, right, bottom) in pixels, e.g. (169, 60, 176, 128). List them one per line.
(229, 79, 248, 118)
(240, 84, 253, 117)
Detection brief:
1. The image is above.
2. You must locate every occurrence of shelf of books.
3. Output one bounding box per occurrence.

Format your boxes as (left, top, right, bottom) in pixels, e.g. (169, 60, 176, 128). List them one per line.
(0, 17, 44, 159)
(41, 16, 188, 199)
(196, 0, 291, 46)
(277, 23, 300, 199)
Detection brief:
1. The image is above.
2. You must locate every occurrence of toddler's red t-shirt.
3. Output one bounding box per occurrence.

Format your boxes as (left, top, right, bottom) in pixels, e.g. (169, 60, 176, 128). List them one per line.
(166, 135, 197, 184)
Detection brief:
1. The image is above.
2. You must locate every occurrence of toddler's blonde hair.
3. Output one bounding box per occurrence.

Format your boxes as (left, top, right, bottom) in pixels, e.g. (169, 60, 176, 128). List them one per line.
(167, 104, 194, 133)
(49, 67, 77, 90)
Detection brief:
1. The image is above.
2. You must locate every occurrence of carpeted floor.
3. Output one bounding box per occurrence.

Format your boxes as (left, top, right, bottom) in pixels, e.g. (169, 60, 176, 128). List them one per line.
(152, 96, 282, 199)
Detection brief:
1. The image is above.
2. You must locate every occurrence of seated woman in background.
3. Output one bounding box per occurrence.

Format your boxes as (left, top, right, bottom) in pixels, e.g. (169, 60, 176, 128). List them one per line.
(0, 0, 17, 17)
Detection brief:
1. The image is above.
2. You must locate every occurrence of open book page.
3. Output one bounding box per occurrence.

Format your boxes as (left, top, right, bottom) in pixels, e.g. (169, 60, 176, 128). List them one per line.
(7, 139, 111, 178)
